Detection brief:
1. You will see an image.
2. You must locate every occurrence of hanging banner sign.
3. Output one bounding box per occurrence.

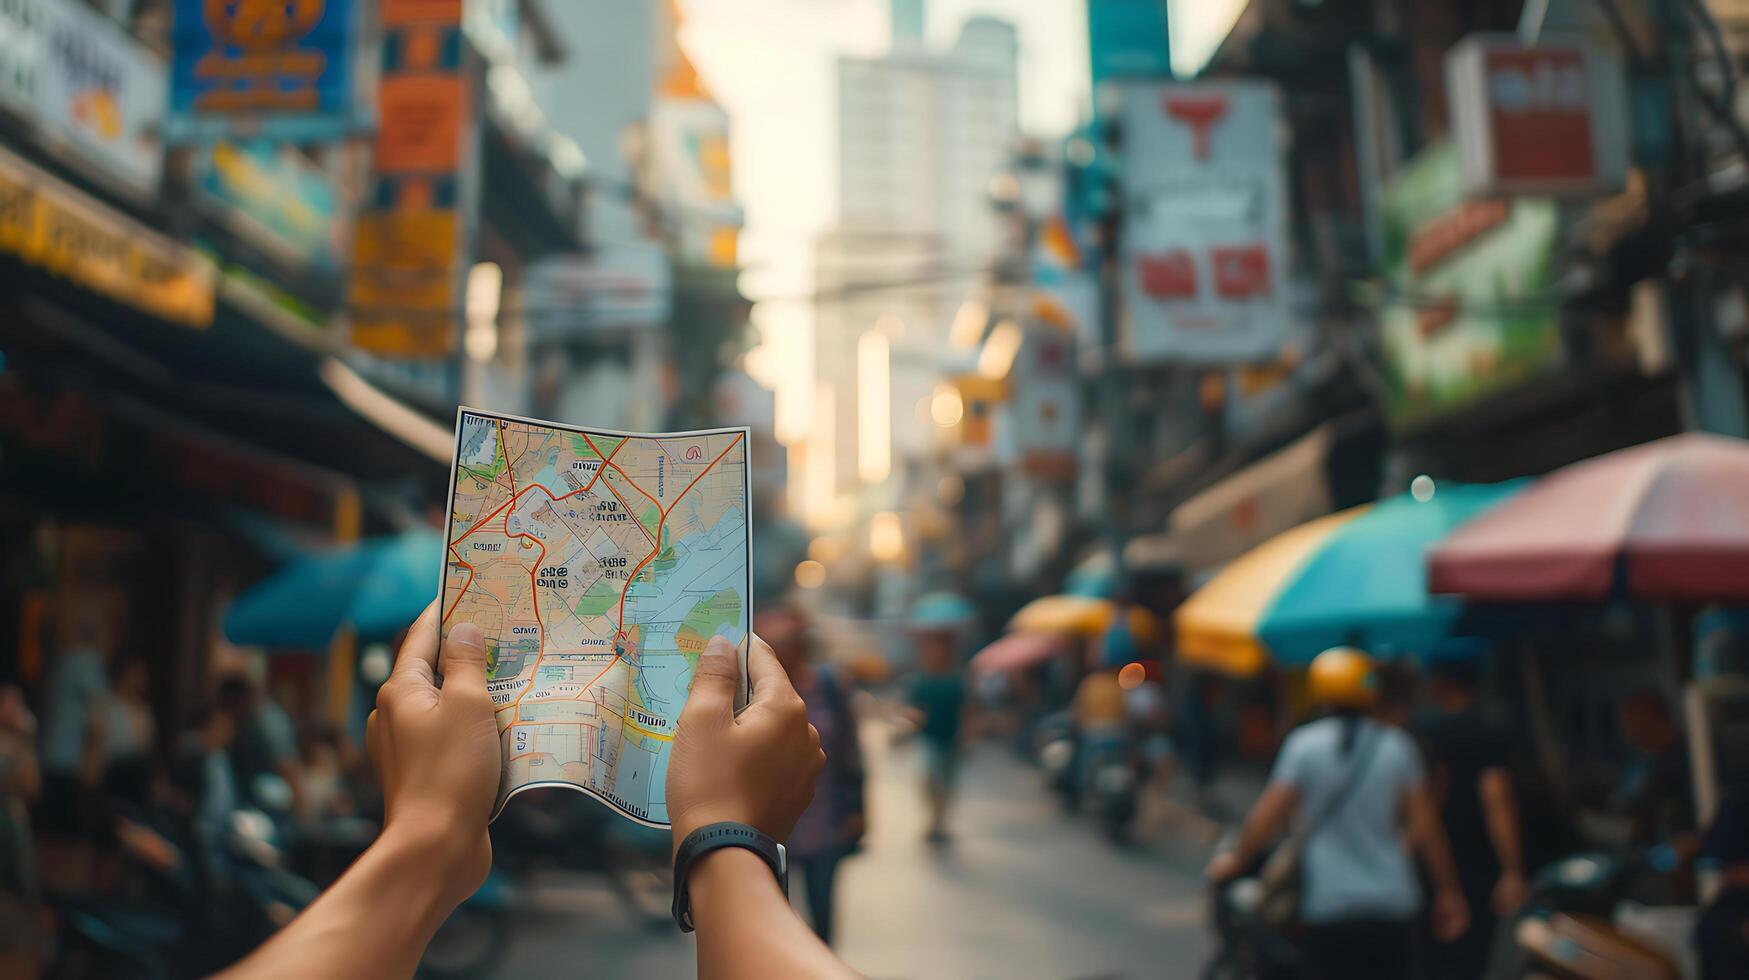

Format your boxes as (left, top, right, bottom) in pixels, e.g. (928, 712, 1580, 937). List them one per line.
(0, 145, 214, 328)
(1446, 35, 1628, 198)
(0, 0, 165, 194)
(347, 0, 476, 357)
(167, 0, 356, 142)
(1119, 81, 1291, 364)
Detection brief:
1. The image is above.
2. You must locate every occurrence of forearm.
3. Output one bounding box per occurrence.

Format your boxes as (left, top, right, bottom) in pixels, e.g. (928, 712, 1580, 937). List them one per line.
(218, 822, 469, 980)
(690, 848, 857, 980)
(1408, 792, 1462, 892)
(1479, 769, 1523, 875)
(1231, 785, 1297, 864)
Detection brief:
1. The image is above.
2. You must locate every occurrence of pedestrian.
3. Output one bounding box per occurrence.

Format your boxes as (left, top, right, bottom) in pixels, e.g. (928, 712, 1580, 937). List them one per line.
(217, 673, 304, 816)
(1696, 791, 1749, 980)
(758, 607, 865, 945)
(216, 605, 856, 979)
(1206, 647, 1469, 980)
(905, 628, 967, 844)
(101, 655, 156, 807)
(1416, 649, 1526, 980)
(1070, 636, 1128, 803)
(35, 607, 114, 890)
(0, 685, 42, 980)
(1617, 688, 1696, 848)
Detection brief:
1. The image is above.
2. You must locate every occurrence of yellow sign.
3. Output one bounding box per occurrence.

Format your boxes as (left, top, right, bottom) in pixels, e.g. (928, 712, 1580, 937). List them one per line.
(0, 148, 214, 328)
(347, 209, 461, 356)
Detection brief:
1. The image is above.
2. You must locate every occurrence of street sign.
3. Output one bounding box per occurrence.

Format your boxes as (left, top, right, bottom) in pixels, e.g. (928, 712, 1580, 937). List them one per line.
(348, 0, 478, 358)
(1118, 81, 1291, 364)
(0, 145, 214, 328)
(0, 0, 165, 195)
(167, 0, 357, 142)
(1446, 35, 1628, 198)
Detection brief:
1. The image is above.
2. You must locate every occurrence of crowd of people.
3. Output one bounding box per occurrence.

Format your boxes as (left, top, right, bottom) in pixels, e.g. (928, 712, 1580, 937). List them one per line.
(0, 610, 381, 978)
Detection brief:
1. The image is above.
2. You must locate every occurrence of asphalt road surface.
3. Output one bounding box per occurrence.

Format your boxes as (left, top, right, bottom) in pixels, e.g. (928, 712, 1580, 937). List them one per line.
(495, 724, 1216, 979)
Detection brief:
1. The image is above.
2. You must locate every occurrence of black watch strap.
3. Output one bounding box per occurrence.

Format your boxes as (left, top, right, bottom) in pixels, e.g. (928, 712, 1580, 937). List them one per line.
(671, 822, 788, 932)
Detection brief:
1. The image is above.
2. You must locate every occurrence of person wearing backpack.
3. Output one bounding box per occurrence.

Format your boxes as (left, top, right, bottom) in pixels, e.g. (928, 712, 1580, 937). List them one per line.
(1206, 647, 1469, 979)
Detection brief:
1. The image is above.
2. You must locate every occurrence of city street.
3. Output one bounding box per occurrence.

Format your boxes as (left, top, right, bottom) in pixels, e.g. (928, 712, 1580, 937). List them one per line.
(498, 723, 1217, 979)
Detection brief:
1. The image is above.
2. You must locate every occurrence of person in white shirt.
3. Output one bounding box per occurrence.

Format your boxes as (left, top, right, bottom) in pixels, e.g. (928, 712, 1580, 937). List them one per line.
(1207, 646, 1469, 979)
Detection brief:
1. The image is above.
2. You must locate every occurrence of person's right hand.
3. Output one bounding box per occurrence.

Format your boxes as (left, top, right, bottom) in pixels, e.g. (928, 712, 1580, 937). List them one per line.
(366, 602, 501, 905)
(1431, 884, 1471, 943)
(667, 635, 823, 854)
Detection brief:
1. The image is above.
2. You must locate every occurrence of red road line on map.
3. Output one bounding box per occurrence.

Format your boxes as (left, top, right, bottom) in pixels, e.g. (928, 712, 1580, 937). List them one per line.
(580, 433, 662, 513)
(570, 433, 746, 702)
(452, 435, 626, 544)
(499, 421, 518, 500)
(600, 477, 658, 550)
(443, 437, 632, 626)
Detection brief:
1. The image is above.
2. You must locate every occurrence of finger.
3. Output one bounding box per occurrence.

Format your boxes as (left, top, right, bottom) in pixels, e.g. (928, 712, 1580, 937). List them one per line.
(681, 634, 740, 724)
(745, 634, 797, 706)
(391, 600, 441, 684)
(439, 622, 490, 693)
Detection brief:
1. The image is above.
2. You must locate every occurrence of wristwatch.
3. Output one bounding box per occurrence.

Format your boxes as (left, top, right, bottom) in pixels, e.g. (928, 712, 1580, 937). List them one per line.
(671, 822, 788, 932)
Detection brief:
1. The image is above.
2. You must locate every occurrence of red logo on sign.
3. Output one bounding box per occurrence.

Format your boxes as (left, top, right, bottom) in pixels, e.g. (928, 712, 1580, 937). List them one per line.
(1485, 47, 1596, 184)
(1163, 94, 1230, 161)
(1138, 250, 1197, 300)
(1210, 244, 1272, 300)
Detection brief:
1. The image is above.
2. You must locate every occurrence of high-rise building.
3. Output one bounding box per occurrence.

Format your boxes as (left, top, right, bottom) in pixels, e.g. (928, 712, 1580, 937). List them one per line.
(810, 2, 1019, 524)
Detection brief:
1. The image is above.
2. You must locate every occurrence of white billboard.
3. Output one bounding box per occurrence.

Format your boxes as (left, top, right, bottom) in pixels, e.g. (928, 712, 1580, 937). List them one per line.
(1119, 81, 1290, 363)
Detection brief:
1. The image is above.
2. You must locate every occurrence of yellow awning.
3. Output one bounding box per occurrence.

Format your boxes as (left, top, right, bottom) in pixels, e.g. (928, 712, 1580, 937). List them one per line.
(1173, 507, 1369, 677)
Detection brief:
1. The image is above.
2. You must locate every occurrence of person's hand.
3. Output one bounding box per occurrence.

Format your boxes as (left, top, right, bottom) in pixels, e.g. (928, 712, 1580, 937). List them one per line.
(1432, 884, 1471, 942)
(1492, 868, 1528, 916)
(667, 635, 823, 855)
(1204, 851, 1244, 884)
(0, 686, 35, 737)
(366, 602, 500, 903)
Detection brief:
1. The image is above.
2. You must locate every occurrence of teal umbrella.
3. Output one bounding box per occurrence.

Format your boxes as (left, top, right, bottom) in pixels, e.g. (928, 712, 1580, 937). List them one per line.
(225, 528, 443, 649)
(909, 591, 977, 629)
(1253, 480, 1528, 665)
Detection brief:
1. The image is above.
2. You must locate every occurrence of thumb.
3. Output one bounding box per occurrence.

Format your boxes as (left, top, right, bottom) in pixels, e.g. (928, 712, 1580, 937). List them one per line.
(440, 623, 491, 693)
(682, 635, 740, 725)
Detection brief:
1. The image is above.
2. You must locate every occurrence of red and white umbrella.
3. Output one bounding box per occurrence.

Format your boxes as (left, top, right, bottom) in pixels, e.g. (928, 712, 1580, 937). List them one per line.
(1428, 433, 1749, 602)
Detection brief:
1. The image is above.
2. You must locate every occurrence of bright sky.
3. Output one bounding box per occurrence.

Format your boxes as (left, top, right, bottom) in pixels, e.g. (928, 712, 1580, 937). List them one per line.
(678, 0, 1241, 454)
(682, 0, 1091, 302)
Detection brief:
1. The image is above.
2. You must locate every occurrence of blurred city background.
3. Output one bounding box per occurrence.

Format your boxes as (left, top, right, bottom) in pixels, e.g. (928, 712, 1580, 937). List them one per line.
(3, 0, 1749, 977)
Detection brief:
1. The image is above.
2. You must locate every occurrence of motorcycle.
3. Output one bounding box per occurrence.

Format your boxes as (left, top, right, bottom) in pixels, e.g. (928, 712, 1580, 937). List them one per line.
(1087, 740, 1141, 842)
(50, 805, 318, 979)
(1485, 846, 1690, 980)
(1032, 710, 1079, 810)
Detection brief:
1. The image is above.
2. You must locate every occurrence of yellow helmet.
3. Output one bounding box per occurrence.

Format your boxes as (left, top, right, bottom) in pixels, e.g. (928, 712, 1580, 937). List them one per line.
(1306, 646, 1378, 709)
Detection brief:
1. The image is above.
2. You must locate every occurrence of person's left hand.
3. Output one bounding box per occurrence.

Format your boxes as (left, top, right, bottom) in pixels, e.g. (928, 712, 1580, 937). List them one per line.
(366, 602, 500, 903)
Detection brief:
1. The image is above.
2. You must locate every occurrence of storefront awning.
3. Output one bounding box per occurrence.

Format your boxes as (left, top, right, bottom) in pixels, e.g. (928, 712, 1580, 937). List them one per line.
(1168, 423, 1336, 574)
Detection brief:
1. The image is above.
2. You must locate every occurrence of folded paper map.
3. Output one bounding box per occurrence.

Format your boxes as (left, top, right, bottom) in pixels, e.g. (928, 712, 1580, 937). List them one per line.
(439, 409, 752, 825)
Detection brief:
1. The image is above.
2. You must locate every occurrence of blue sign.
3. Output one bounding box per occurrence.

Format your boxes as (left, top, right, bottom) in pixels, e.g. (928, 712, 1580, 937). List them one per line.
(1087, 0, 1171, 87)
(168, 0, 356, 142)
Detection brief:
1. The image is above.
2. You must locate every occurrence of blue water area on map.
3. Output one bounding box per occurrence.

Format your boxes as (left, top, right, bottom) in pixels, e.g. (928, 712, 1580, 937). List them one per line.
(623, 506, 748, 715)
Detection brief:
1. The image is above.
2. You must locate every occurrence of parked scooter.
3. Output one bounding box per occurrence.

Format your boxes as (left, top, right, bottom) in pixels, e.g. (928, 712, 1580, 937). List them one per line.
(50, 805, 319, 979)
(1485, 846, 1690, 979)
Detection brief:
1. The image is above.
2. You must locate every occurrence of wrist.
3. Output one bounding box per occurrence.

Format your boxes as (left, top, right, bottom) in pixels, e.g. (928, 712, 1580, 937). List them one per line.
(686, 846, 782, 928)
(380, 810, 490, 907)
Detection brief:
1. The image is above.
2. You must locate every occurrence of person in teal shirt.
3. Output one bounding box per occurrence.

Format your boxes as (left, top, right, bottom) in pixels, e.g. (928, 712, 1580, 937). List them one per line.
(906, 630, 967, 843)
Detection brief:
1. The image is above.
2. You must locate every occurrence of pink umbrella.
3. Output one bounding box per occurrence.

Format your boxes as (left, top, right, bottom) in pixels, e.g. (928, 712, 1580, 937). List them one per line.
(970, 632, 1071, 674)
(1428, 433, 1749, 602)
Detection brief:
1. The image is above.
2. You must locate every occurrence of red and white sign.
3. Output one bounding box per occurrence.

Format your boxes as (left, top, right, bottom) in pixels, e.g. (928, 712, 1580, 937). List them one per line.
(1119, 81, 1290, 363)
(1447, 35, 1628, 198)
